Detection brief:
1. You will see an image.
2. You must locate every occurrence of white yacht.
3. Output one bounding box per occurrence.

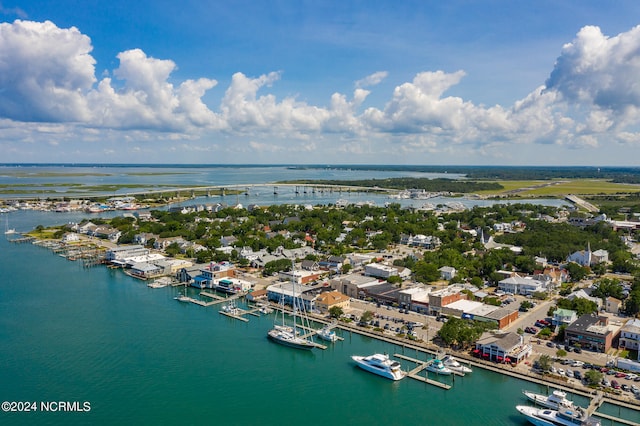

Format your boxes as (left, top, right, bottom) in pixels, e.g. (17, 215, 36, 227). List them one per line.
(516, 405, 601, 426)
(317, 325, 338, 342)
(523, 389, 575, 410)
(426, 359, 452, 375)
(441, 355, 472, 374)
(352, 353, 406, 381)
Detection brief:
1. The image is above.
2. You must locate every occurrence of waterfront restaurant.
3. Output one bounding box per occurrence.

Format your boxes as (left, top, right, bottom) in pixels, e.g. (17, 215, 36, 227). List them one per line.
(474, 332, 533, 364)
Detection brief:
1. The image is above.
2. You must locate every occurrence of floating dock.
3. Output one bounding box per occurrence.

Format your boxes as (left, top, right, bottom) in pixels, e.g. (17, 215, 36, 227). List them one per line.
(393, 353, 452, 390)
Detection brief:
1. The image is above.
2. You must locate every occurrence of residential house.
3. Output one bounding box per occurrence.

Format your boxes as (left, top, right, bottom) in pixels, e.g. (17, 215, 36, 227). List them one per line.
(552, 308, 578, 327)
(605, 296, 622, 314)
(300, 260, 320, 271)
(438, 266, 456, 281)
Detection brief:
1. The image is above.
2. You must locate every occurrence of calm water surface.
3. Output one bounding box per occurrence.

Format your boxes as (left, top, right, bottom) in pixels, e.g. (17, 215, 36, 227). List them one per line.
(0, 166, 631, 426)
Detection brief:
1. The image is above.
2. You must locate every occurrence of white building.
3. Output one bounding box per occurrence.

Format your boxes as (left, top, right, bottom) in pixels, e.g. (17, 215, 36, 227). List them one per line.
(364, 262, 398, 279)
(619, 318, 640, 356)
(498, 275, 546, 296)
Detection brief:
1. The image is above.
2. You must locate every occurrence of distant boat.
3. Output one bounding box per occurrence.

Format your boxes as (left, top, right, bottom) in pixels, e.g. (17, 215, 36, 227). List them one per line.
(4, 216, 16, 235)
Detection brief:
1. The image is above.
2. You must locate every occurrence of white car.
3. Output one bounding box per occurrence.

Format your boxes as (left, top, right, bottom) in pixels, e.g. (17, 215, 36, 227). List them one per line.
(625, 373, 638, 380)
(572, 360, 584, 368)
(566, 369, 574, 378)
(557, 368, 565, 376)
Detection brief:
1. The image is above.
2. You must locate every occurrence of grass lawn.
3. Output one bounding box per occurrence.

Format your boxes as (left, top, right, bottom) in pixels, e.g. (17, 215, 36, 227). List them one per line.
(477, 179, 640, 197)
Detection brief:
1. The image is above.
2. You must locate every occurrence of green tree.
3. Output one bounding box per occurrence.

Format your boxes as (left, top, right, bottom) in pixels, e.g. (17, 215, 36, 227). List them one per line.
(538, 354, 552, 372)
(565, 262, 589, 282)
(584, 369, 603, 387)
(329, 306, 344, 318)
(360, 310, 374, 323)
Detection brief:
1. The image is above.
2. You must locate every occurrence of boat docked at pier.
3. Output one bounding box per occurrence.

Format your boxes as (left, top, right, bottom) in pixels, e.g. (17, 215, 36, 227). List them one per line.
(317, 325, 338, 342)
(426, 359, 452, 375)
(523, 389, 575, 410)
(351, 353, 406, 381)
(516, 405, 601, 426)
(267, 262, 316, 351)
(441, 355, 472, 374)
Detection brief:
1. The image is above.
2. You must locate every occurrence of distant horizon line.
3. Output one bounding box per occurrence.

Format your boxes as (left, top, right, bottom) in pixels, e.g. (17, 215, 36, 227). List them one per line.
(0, 163, 636, 169)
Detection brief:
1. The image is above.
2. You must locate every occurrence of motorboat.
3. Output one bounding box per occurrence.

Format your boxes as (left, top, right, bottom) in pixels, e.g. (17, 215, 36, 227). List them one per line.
(351, 353, 406, 381)
(317, 325, 338, 342)
(441, 355, 472, 374)
(174, 294, 192, 303)
(516, 405, 601, 426)
(523, 389, 575, 410)
(426, 359, 452, 375)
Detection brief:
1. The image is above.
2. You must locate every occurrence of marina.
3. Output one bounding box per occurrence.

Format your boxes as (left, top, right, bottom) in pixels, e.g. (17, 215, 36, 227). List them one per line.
(1, 166, 638, 426)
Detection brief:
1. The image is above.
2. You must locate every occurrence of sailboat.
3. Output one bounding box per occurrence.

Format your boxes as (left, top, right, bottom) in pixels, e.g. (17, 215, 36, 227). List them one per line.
(4, 216, 16, 235)
(267, 262, 316, 350)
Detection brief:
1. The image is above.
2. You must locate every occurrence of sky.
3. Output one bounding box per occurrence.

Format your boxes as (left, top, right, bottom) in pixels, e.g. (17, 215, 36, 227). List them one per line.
(1, 1, 640, 166)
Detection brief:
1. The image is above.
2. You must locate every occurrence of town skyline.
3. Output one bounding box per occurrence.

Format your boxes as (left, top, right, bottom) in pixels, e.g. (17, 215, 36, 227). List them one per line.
(1, 1, 640, 166)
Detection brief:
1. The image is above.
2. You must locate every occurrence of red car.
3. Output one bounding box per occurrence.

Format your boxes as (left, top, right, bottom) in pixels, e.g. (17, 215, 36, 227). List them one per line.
(537, 319, 551, 326)
(615, 372, 627, 378)
(611, 380, 621, 389)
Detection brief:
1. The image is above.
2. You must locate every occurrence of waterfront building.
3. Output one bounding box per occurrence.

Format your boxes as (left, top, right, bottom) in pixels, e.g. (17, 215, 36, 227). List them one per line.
(130, 262, 163, 279)
(192, 262, 236, 289)
(314, 290, 350, 313)
(266, 282, 316, 312)
(475, 331, 532, 364)
(564, 314, 621, 352)
(105, 245, 150, 265)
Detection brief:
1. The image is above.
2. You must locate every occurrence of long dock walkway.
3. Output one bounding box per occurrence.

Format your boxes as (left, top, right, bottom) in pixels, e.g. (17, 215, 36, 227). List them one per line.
(393, 353, 452, 390)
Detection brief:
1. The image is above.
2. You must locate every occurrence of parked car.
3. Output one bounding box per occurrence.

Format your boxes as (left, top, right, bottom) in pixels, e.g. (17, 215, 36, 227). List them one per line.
(574, 370, 582, 380)
(572, 347, 582, 354)
(546, 341, 555, 348)
(524, 326, 538, 334)
(611, 380, 621, 389)
(615, 372, 627, 378)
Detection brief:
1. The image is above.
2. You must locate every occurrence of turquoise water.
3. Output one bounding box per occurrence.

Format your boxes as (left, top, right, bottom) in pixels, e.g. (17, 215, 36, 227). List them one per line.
(0, 165, 633, 426)
(0, 233, 597, 426)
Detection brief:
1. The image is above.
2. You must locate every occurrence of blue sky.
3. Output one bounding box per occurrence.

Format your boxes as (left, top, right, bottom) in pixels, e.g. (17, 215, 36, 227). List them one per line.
(1, 1, 640, 165)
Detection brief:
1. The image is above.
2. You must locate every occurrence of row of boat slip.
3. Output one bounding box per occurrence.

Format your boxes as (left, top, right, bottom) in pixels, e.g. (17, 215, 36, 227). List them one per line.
(517, 388, 639, 426)
(351, 353, 474, 382)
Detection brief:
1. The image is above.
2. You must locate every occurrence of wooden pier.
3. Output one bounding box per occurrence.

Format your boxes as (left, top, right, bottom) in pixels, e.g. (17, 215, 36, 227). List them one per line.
(393, 353, 452, 390)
